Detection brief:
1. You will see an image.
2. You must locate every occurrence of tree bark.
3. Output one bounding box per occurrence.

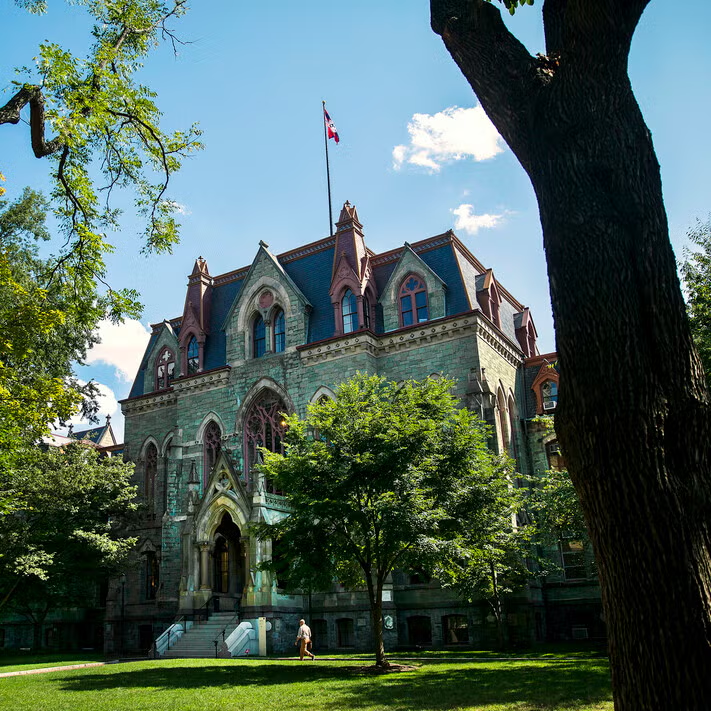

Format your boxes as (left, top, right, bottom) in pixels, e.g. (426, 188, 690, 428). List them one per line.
(0, 85, 62, 158)
(432, 1, 711, 708)
(365, 572, 389, 667)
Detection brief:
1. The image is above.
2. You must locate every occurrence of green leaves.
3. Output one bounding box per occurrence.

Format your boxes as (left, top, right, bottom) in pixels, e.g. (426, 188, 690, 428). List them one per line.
(3, 0, 202, 318)
(680, 216, 711, 384)
(486, 0, 535, 16)
(0, 443, 138, 615)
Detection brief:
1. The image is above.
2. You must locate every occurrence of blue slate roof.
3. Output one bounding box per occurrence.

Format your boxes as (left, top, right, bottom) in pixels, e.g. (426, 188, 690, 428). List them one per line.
(127, 230, 528, 400)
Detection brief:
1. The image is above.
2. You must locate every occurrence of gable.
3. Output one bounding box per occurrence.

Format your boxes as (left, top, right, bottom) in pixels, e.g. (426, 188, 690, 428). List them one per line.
(223, 244, 312, 362)
(378, 244, 447, 332)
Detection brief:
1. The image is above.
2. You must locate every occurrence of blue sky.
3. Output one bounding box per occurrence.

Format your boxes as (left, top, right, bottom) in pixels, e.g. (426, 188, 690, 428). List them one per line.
(3, 1, 710, 439)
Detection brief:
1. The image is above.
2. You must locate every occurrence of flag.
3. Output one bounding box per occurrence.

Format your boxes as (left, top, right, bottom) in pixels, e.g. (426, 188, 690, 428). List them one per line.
(324, 107, 339, 143)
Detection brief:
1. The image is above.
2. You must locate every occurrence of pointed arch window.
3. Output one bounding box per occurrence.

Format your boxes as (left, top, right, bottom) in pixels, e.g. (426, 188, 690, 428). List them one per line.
(253, 315, 266, 358)
(342, 289, 358, 333)
(273, 309, 285, 353)
(187, 336, 199, 375)
(244, 392, 287, 493)
(363, 296, 371, 330)
(145, 443, 158, 508)
(156, 348, 175, 390)
(400, 275, 428, 326)
(203, 421, 222, 487)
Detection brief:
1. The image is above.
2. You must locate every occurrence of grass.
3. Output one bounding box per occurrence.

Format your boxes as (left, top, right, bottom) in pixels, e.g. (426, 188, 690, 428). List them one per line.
(0, 655, 613, 711)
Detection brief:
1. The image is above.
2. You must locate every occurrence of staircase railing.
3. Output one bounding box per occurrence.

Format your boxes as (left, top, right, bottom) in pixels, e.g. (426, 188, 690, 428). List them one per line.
(152, 616, 189, 658)
(213, 611, 240, 657)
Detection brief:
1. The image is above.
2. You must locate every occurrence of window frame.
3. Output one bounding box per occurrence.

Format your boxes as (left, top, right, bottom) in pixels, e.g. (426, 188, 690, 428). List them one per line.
(273, 308, 286, 353)
(155, 347, 176, 390)
(399, 274, 429, 327)
(253, 315, 266, 358)
(186, 336, 199, 375)
(341, 289, 359, 334)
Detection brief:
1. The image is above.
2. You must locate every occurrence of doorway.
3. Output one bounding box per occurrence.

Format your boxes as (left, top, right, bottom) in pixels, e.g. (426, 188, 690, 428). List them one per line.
(212, 512, 244, 606)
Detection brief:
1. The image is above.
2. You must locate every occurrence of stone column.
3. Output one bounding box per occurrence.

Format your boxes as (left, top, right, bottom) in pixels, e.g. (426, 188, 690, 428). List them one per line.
(199, 543, 211, 590)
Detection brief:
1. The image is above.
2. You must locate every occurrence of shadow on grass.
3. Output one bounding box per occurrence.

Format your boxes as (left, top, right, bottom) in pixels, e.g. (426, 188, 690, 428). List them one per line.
(57, 660, 612, 710)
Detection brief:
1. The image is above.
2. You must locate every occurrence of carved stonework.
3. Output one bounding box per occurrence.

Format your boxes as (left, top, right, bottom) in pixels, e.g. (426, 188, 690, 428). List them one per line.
(258, 290, 273, 309)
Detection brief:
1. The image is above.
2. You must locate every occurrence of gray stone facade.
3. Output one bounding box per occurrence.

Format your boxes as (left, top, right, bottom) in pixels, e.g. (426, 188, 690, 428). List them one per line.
(103, 203, 601, 655)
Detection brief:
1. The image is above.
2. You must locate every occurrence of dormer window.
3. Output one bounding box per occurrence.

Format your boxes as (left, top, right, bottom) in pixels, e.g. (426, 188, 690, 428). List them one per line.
(273, 309, 285, 353)
(187, 336, 199, 375)
(400, 275, 428, 326)
(253, 315, 266, 358)
(156, 348, 175, 390)
(342, 289, 358, 333)
(542, 380, 558, 411)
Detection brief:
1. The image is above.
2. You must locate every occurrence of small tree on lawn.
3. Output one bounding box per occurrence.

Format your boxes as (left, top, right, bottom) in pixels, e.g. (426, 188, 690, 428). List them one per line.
(0, 443, 137, 647)
(255, 372, 512, 668)
(432, 474, 543, 649)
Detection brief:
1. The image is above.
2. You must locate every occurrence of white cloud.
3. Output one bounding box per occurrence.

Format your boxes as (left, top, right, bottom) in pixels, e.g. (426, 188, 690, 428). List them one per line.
(86, 319, 152, 382)
(62, 380, 125, 442)
(393, 106, 505, 172)
(164, 200, 191, 215)
(452, 204, 505, 235)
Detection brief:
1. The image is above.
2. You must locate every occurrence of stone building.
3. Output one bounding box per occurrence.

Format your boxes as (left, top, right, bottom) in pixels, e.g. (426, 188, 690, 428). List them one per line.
(108, 202, 600, 655)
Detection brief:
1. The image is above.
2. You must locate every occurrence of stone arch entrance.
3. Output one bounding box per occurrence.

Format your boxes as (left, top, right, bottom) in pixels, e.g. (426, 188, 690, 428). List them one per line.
(212, 512, 244, 598)
(210, 511, 246, 609)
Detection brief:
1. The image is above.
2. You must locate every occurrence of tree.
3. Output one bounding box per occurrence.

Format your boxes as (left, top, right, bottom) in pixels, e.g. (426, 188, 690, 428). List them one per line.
(0, 0, 200, 506)
(0, 188, 105, 508)
(433, 480, 542, 649)
(255, 373, 513, 668)
(0, 443, 137, 648)
(430, 1, 711, 707)
(680, 217, 711, 383)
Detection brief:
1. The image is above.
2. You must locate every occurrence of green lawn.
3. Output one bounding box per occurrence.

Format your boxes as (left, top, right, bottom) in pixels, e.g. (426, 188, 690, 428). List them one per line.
(0, 656, 613, 711)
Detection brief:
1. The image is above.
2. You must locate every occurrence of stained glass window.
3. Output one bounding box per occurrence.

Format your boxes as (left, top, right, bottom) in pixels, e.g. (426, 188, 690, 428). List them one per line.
(244, 392, 287, 493)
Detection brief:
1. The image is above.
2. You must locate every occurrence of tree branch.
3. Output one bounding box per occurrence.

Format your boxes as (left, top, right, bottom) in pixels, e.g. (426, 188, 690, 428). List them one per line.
(430, 0, 540, 169)
(0, 85, 62, 157)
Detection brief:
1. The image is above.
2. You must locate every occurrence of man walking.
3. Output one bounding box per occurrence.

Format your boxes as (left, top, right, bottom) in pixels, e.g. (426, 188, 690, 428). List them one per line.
(295, 618, 315, 660)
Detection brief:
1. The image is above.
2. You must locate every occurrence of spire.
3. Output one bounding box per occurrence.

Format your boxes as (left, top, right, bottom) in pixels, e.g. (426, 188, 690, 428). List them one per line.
(191, 256, 209, 277)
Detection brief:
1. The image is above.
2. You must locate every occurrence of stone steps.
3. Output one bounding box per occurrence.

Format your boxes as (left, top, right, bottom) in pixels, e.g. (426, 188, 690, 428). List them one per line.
(163, 613, 239, 659)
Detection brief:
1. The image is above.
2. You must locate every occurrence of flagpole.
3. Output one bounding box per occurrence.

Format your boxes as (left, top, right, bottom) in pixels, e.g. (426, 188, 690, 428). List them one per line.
(323, 100, 334, 236)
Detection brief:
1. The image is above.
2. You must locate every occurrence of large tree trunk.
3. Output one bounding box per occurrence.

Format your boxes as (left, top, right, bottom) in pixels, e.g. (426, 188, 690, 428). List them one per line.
(431, 1, 711, 708)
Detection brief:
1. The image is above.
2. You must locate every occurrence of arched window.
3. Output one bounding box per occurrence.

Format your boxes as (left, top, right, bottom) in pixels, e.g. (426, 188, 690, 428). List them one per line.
(244, 392, 287, 493)
(400, 275, 429, 326)
(273, 309, 285, 353)
(253, 315, 266, 358)
(145, 443, 157, 508)
(363, 296, 371, 330)
(156, 348, 175, 390)
(203, 421, 222, 486)
(187, 336, 199, 375)
(542, 380, 558, 411)
(507, 396, 519, 459)
(341, 289, 358, 333)
(496, 389, 510, 455)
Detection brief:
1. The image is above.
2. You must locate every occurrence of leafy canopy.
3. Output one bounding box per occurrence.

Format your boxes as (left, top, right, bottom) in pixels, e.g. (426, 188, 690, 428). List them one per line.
(0, 189, 108, 510)
(0, 443, 137, 618)
(1, 0, 202, 318)
(255, 373, 518, 663)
